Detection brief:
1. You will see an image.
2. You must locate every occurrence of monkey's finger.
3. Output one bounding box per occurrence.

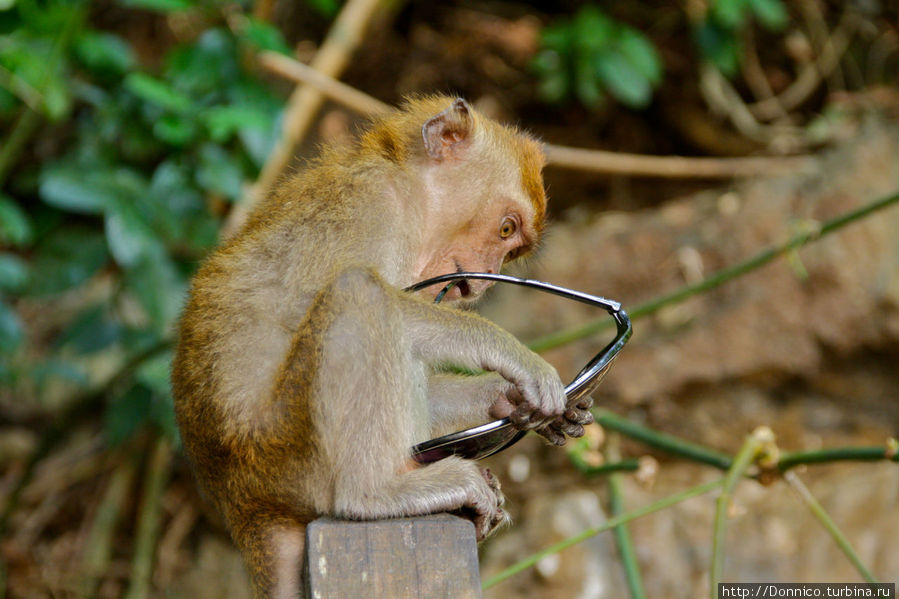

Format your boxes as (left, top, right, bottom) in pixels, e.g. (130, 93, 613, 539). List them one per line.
(564, 407, 594, 425)
(557, 421, 585, 438)
(511, 404, 555, 429)
(509, 404, 533, 428)
(536, 424, 566, 446)
(575, 395, 594, 410)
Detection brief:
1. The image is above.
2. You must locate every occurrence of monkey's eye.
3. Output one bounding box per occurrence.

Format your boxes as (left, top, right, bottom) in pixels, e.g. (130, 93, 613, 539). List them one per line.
(499, 218, 517, 239)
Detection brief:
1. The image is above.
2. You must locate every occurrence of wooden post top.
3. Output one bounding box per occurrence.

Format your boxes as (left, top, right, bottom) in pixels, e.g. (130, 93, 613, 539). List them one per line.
(305, 514, 482, 598)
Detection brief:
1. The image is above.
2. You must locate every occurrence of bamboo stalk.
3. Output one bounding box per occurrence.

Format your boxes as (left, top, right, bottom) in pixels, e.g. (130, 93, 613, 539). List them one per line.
(482, 477, 725, 590)
(784, 471, 879, 584)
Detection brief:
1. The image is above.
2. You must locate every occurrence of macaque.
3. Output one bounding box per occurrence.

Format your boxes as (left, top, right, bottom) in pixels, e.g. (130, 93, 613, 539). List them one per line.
(171, 96, 593, 598)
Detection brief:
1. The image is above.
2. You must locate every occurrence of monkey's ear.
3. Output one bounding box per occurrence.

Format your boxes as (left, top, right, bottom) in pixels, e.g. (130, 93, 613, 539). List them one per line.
(422, 98, 474, 161)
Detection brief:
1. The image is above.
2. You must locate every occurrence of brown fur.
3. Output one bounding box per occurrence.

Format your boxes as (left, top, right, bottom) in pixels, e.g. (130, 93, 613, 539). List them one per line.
(172, 96, 586, 598)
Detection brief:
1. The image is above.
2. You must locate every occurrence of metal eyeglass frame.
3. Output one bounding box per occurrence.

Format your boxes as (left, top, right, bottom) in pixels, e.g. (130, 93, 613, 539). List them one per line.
(404, 273, 632, 464)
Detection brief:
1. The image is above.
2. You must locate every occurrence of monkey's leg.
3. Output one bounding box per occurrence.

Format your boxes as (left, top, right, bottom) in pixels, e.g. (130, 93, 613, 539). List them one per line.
(308, 267, 507, 539)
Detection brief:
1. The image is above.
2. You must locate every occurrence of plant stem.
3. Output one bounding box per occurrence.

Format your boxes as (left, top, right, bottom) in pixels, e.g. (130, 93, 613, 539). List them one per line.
(709, 428, 770, 598)
(568, 451, 640, 476)
(0, 107, 41, 188)
(784, 471, 879, 584)
(606, 436, 646, 599)
(124, 436, 173, 599)
(595, 409, 733, 470)
(482, 477, 725, 590)
(610, 472, 646, 599)
(777, 444, 899, 472)
(80, 451, 140, 598)
(527, 189, 899, 353)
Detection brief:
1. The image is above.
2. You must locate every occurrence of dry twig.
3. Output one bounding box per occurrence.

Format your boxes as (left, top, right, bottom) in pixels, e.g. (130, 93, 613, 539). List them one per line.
(123, 437, 173, 599)
(748, 9, 859, 121)
(226, 0, 391, 236)
(78, 454, 139, 598)
(260, 52, 813, 179)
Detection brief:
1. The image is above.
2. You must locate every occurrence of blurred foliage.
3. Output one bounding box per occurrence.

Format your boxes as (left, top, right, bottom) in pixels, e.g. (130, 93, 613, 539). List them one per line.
(533, 0, 788, 109)
(0, 0, 289, 444)
(532, 5, 663, 109)
(694, 0, 788, 76)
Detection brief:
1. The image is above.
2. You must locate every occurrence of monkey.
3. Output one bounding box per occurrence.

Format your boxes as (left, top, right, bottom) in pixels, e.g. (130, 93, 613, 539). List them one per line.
(171, 96, 594, 599)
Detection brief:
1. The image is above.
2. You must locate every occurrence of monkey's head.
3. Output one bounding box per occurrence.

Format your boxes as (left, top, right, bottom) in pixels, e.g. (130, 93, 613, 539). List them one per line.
(363, 96, 548, 303)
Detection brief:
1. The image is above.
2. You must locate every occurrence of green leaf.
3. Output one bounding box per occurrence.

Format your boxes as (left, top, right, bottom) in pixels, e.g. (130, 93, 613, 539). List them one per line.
(0, 88, 17, 114)
(147, 160, 219, 250)
(195, 143, 245, 201)
(124, 249, 186, 334)
(0, 194, 33, 246)
(57, 305, 123, 354)
(572, 5, 615, 53)
(748, 0, 788, 30)
(164, 29, 238, 98)
(0, 253, 28, 292)
(0, 300, 24, 353)
(117, 0, 194, 13)
(136, 350, 172, 396)
(305, 0, 339, 18)
(105, 383, 152, 446)
(74, 30, 136, 75)
(617, 28, 663, 85)
(0, 0, 16, 11)
(239, 17, 291, 55)
(152, 114, 199, 146)
(124, 72, 192, 113)
(694, 20, 742, 76)
(27, 227, 108, 296)
(201, 104, 272, 142)
(712, 0, 748, 29)
(595, 50, 653, 109)
(136, 350, 179, 443)
(574, 56, 603, 108)
(540, 23, 573, 53)
(105, 199, 162, 268)
(537, 70, 569, 104)
(41, 75, 71, 120)
(39, 164, 109, 214)
(30, 359, 87, 388)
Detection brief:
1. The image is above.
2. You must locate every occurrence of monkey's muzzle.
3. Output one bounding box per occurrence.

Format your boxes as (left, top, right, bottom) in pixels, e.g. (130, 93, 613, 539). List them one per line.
(405, 273, 632, 464)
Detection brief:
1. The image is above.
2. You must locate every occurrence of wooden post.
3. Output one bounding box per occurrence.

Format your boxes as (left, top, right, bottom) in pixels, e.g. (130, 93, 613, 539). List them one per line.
(304, 514, 482, 598)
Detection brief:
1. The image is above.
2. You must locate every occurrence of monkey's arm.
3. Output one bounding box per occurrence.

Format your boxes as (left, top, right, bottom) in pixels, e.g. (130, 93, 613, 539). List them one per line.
(427, 371, 515, 437)
(398, 297, 565, 432)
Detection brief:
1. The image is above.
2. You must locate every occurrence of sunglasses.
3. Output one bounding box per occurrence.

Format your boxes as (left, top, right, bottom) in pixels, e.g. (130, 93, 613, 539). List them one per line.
(405, 273, 632, 464)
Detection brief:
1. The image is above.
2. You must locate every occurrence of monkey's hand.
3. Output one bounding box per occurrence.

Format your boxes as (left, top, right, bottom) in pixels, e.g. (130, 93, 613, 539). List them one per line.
(491, 385, 593, 446)
(537, 395, 594, 446)
(488, 354, 567, 438)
